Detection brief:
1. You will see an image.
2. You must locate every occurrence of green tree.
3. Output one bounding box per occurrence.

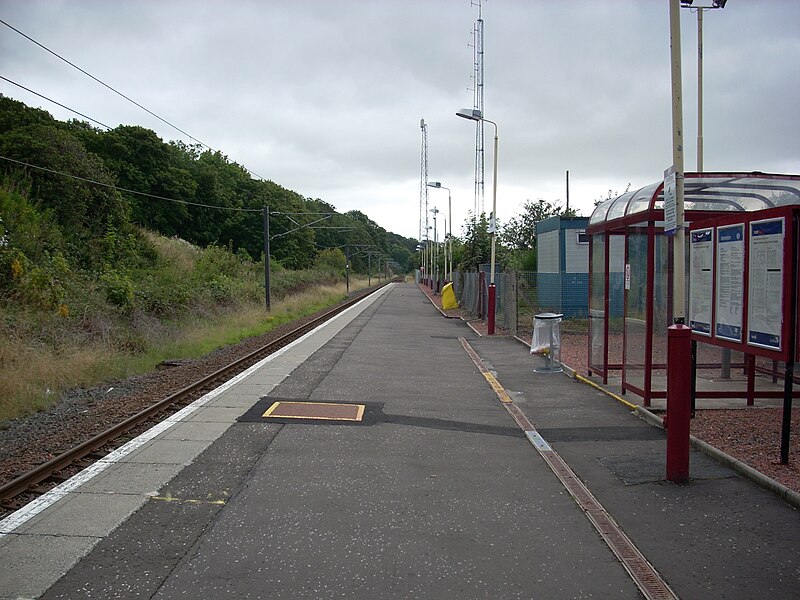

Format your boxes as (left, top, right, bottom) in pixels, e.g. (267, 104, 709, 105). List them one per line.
(0, 123, 132, 268)
(459, 213, 505, 272)
(501, 198, 564, 252)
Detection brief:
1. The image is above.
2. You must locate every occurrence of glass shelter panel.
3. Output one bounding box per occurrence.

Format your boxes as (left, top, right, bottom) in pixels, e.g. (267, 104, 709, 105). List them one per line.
(652, 233, 671, 371)
(589, 198, 614, 226)
(624, 229, 650, 394)
(609, 234, 626, 365)
(626, 183, 661, 217)
(589, 233, 606, 373)
(607, 192, 635, 222)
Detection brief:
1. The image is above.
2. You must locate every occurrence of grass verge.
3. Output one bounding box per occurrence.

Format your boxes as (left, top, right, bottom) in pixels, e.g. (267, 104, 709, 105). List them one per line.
(0, 278, 371, 424)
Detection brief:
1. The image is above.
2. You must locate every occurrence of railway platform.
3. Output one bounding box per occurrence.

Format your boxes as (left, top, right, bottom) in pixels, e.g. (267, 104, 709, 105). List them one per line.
(1, 281, 798, 599)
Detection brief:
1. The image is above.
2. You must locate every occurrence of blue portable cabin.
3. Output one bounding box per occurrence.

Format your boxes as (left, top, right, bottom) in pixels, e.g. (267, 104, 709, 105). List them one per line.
(535, 215, 591, 318)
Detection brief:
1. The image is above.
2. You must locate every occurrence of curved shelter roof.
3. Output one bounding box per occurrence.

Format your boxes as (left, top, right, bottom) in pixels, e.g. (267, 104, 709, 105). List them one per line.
(588, 172, 800, 232)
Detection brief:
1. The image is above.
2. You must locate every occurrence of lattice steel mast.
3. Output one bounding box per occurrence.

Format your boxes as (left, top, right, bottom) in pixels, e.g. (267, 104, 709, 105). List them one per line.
(419, 119, 429, 277)
(472, 0, 485, 216)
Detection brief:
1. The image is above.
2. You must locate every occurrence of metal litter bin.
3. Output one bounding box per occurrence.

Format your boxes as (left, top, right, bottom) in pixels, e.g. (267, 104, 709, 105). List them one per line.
(531, 312, 563, 373)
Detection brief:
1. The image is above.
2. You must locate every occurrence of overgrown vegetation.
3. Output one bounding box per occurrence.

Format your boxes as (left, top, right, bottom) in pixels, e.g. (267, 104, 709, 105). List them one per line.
(0, 95, 405, 423)
(0, 226, 372, 423)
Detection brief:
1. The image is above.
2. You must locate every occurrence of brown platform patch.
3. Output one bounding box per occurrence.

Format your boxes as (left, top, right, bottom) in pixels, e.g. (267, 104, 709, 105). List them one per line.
(262, 401, 365, 422)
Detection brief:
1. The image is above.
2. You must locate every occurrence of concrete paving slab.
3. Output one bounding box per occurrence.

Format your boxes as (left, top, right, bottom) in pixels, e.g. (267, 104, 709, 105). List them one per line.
(78, 461, 185, 494)
(11, 491, 146, 537)
(155, 418, 232, 441)
(115, 437, 210, 464)
(0, 534, 99, 600)
(205, 385, 273, 407)
(185, 404, 251, 422)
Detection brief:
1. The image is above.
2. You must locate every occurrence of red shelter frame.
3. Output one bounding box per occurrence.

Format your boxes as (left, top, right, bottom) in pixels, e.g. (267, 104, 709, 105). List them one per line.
(587, 172, 800, 407)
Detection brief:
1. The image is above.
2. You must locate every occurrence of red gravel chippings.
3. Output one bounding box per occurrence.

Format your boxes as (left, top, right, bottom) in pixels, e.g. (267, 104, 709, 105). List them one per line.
(418, 283, 800, 497)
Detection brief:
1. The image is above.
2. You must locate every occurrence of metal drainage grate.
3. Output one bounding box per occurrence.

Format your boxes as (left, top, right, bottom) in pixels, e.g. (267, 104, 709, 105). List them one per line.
(262, 401, 365, 422)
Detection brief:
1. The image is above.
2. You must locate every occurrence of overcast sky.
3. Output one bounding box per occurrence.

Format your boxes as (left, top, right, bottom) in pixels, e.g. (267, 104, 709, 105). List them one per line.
(2, 0, 799, 241)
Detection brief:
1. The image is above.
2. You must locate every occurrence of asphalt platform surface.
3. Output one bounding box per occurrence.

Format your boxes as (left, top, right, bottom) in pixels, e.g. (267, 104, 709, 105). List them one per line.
(2, 282, 799, 599)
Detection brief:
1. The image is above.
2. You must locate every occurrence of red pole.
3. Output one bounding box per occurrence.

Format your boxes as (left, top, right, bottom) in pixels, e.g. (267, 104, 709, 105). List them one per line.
(487, 283, 496, 335)
(666, 323, 692, 483)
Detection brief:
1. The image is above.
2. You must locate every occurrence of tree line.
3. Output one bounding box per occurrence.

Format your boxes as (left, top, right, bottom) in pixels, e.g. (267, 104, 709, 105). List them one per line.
(0, 94, 417, 281)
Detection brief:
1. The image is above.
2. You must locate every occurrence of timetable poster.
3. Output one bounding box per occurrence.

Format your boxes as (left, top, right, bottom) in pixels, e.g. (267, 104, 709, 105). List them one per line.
(715, 224, 744, 341)
(747, 218, 784, 351)
(689, 228, 713, 335)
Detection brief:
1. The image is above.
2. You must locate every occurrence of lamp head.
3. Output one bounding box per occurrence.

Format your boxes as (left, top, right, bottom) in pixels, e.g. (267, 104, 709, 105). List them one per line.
(456, 108, 482, 121)
(427, 181, 442, 188)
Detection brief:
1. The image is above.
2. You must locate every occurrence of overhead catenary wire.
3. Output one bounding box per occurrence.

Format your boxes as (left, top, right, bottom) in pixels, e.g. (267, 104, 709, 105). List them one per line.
(0, 155, 262, 212)
(1, 21, 401, 255)
(1, 156, 374, 242)
(0, 18, 269, 182)
(0, 75, 112, 130)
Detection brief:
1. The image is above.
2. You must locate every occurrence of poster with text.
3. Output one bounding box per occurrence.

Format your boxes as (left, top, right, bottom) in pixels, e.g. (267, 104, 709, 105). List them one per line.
(715, 224, 744, 341)
(747, 218, 784, 351)
(689, 228, 713, 335)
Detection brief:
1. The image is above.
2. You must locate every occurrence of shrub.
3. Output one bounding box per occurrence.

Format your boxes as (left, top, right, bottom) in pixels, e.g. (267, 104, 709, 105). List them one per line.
(100, 269, 135, 309)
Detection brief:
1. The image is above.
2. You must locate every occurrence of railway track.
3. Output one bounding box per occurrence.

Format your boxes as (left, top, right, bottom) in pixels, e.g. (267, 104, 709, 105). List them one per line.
(0, 281, 396, 515)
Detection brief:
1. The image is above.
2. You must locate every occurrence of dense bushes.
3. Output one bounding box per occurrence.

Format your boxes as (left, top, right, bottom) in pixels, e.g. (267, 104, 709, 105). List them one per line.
(0, 95, 413, 334)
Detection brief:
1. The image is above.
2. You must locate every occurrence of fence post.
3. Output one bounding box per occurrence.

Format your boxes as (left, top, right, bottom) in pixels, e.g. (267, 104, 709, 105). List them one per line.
(509, 270, 518, 337)
(479, 270, 486, 318)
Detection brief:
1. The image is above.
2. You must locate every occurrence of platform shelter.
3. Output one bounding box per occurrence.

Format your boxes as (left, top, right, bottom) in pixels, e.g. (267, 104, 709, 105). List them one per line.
(586, 172, 800, 407)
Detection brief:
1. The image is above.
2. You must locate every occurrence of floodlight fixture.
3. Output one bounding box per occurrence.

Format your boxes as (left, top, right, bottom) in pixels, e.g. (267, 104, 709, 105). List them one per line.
(455, 108, 482, 121)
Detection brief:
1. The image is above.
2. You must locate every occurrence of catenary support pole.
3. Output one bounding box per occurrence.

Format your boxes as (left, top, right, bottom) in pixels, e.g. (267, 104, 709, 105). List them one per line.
(263, 206, 271, 311)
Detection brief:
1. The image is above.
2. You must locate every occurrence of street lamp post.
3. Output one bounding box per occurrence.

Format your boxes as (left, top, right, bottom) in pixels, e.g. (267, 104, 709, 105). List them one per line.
(427, 182, 452, 281)
(424, 225, 433, 288)
(457, 108, 499, 335)
(430, 207, 439, 291)
(681, 0, 730, 377)
(680, 0, 727, 172)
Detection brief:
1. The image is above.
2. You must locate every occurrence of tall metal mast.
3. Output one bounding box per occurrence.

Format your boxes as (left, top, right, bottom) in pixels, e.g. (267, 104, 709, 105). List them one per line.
(472, 0, 485, 216)
(419, 119, 429, 275)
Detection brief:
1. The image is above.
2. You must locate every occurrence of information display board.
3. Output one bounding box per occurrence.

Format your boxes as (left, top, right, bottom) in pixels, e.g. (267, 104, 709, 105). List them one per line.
(715, 224, 744, 342)
(688, 207, 796, 362)
(747, 218, 785, 351)
(689, 228, 713, 335)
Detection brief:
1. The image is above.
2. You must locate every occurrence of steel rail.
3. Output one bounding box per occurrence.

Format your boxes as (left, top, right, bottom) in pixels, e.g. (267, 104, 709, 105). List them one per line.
(1, 281, 395, 506)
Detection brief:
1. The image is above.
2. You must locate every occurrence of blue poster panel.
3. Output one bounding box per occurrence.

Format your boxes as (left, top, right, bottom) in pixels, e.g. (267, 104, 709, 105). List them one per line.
(689, 228, 713, 335)
(715, 224, 744, 341)
(747, 218, 784, 351)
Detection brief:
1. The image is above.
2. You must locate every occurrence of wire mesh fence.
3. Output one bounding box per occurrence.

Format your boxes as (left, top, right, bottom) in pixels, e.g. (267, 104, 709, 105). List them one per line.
(515, 270, 590, 335)
(447, 269, 589, 338)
